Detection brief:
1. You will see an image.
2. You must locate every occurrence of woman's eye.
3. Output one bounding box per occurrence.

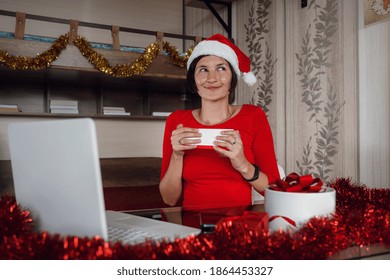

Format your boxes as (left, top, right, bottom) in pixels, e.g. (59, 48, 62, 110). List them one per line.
(217, 66, 226, 71)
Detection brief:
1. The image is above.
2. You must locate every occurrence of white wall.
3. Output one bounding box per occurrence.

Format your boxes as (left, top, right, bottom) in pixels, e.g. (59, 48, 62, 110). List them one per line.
(358, 0, 390, 188)
(0, 117, 165, 159)
(0, 0, 184, 48)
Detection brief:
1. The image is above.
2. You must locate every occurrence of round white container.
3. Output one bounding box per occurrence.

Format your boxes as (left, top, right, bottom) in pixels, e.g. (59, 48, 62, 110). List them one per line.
(265, 187, 336, 232)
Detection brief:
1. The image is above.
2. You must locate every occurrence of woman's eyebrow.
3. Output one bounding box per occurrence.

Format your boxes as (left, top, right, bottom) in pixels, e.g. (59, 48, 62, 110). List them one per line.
(197, 62, 228, 68)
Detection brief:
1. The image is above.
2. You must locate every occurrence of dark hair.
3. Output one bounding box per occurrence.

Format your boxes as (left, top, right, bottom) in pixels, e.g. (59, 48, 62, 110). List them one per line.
(186, 55, 237, 104)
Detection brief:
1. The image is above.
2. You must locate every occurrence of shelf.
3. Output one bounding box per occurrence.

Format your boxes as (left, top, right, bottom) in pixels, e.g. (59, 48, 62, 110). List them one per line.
(0, 111, 168, 120)
(0, 65, 200, 119)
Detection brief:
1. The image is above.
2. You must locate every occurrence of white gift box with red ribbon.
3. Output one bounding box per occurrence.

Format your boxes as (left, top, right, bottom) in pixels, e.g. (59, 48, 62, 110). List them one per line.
(264, 173, 336, 232)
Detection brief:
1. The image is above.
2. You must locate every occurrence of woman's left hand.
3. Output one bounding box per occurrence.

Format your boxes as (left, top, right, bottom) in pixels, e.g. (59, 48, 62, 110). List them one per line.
(213, 130, 248, 171)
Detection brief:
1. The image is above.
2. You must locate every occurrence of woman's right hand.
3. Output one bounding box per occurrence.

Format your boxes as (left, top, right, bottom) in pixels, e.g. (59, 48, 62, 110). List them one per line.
(171, 124, 201, 155)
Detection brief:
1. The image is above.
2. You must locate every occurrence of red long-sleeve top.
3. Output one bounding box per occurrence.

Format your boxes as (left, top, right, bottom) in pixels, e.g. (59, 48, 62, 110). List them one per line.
(161, 104, 279, 209)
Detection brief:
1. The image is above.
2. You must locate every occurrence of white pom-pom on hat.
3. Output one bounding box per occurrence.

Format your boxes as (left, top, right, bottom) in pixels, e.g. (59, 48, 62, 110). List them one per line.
(187, 34, 257, 86)
(242, 72, 257, 86)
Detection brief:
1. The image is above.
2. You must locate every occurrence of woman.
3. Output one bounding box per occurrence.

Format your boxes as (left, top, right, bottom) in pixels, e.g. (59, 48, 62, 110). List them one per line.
(159, 34, 280, 210)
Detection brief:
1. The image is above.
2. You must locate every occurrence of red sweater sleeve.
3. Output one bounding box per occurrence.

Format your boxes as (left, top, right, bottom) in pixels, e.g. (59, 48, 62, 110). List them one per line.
(160, 111, 180, 179)
(252, 107, 280, 184)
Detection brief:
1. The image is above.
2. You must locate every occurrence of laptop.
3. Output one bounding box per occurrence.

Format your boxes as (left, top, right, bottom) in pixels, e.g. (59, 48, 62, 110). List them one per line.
(8, 118, 200, 245)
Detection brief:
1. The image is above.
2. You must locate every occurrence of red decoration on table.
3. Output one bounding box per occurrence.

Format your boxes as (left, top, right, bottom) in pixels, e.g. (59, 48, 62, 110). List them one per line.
(269, 172, 323, 192)
(0, 194, 33, 238)
(216, 211, 268, 233)
(0, 178, 389, 259)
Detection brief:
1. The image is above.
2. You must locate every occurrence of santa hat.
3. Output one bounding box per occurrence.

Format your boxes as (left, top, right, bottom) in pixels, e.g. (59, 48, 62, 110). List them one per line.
(187, 34, 257, 86)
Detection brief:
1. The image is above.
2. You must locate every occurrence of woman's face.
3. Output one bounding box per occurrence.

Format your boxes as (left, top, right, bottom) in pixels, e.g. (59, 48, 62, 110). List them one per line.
(194, 55, 232, 102)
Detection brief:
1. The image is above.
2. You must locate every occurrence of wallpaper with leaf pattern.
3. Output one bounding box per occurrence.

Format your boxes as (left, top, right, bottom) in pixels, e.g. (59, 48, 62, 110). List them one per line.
(245, 0, 276, 116)
(244, 0, 345, 182)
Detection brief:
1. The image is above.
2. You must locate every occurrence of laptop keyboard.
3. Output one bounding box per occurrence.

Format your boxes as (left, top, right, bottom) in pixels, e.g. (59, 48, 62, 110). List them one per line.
(107, 226, 164, 245)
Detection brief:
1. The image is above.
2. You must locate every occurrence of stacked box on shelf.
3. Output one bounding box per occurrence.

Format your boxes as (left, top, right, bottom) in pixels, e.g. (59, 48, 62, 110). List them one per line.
(0, 104, 20, 113)
(151, 112, 172, 117)
(103, 106, 130, 116)
(50, 100, 79, 114)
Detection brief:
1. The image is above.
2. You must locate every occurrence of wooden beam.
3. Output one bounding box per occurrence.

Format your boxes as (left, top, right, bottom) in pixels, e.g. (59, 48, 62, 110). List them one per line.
(112, 25, 120, 50)
(69, 20, 79, 45)
(14, 12, 26, 39)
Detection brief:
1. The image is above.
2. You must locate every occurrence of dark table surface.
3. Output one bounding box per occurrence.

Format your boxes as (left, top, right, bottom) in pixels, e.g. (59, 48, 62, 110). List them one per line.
(124, 202, 390, 260)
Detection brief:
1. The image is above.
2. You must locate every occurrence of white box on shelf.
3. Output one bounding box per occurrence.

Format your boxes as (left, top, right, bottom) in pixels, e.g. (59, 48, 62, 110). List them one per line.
(151, 112, 172, 117)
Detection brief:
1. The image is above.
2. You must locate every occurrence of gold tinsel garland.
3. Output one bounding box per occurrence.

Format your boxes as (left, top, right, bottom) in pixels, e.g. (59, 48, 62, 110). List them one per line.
(163, 41, 193, 68)
(0, 33, 69, 70)
(0, 33, 193, 77)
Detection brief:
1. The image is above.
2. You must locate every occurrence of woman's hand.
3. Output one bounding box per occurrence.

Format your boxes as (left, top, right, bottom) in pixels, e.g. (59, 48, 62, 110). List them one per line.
(171, 124, 201, 155)
(213, 130, 250, 172)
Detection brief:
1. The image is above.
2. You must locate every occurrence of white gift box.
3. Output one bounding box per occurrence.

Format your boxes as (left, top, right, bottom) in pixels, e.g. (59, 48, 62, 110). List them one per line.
(265, 187, 336, 232)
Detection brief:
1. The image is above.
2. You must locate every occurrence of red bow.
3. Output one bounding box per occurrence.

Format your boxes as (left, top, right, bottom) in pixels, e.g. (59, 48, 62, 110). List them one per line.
(269, 173, 323, 193)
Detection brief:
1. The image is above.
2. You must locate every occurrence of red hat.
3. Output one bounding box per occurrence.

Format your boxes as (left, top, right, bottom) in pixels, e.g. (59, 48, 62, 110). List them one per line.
(187, 34, 257, 86)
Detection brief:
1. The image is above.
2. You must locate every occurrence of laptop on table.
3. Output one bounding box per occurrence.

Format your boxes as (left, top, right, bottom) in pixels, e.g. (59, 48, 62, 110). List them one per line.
(8, 118, 200, 245)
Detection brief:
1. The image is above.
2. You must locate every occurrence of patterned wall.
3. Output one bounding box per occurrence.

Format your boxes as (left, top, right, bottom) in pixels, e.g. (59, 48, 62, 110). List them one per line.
(289, 0, 344, 181)
(244, 0, 276, 117)
(236, 0, 359, 182)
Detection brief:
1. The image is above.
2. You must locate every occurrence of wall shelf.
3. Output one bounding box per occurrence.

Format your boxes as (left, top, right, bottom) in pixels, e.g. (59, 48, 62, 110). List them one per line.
(0, 10, 201, 121)
(0, 62, 199, 120)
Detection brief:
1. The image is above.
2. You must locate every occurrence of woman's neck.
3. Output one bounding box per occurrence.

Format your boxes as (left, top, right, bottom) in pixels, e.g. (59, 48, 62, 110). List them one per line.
(196, 103, 234, 126)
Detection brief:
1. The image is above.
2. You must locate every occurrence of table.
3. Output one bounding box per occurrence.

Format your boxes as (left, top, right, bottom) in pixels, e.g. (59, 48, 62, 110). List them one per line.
(124, 202, 390, 260)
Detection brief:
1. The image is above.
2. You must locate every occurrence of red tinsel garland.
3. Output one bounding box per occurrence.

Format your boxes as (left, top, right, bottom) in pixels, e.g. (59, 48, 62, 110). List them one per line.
(1, 178, 389, 260)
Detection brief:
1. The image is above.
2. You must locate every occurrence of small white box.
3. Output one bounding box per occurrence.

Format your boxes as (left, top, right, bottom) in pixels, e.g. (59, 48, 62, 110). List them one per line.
(194, 128, 233, 148)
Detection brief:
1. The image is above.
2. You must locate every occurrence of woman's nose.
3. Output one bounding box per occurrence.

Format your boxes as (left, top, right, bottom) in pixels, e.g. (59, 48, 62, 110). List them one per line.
(207, 70, 217, 82)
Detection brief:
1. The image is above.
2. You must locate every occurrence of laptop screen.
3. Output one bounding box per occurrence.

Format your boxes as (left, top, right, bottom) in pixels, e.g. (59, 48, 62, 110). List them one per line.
(8, 118, 108, 239)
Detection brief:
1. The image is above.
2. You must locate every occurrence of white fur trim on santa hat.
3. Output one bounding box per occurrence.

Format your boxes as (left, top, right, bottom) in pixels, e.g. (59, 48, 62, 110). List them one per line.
(243, 72, 257, 86)
(187, 40, 241, 78)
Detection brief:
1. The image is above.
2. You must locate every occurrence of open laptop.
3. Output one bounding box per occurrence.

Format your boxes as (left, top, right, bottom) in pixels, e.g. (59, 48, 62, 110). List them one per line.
(8, 118, 200, 245)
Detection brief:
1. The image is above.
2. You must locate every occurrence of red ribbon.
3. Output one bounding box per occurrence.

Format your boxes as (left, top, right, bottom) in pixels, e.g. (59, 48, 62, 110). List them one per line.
(268, 215, 296, 227)
(269, 172, 323, 193)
